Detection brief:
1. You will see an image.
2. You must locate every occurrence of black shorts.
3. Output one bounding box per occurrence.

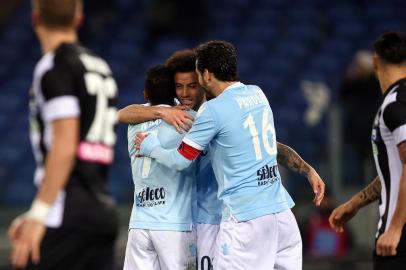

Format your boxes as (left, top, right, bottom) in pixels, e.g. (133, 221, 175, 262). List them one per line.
(373, 227, 406, 270)
(24, 227, 117, 270)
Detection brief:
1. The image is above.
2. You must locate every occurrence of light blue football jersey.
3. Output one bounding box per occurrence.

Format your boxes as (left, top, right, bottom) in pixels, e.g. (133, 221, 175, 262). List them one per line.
(195, 152, 223, 225)
(183, 82, 295, 222)
(128, 109, 195, 231)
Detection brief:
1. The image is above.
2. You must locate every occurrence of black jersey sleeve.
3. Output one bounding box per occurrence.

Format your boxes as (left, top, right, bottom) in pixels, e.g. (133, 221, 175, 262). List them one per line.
(383, 101, 406, 132)
(41, 59, 76, 100)
(40, 56, 80, 122)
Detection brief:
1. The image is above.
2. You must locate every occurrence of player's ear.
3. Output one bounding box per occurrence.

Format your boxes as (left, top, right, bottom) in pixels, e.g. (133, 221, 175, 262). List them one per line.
(74, 1, 84, 29)
(31, 0, 40, 27)
(203, 69, 210, 81)
(143, 90, 149, 102)
(372, 54, 379, 74)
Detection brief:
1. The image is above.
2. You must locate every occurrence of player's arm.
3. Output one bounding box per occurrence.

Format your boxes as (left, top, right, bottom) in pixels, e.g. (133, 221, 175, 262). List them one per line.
(276, 142, 325, 206)
(375, 100, 406, 256)
(36, 118, 79, 203)
(118, 104, 193, 133)
(376, 142, 406, 256)
(8, 119, 79, 268)
(137, 102, 217, 171)
(136, 132, 195, 171)
(8, 60, 80, 268)
(329, 175, 380, 233)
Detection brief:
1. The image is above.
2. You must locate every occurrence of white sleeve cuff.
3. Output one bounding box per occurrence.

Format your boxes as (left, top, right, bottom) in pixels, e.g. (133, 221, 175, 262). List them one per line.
(42, 96, 80, 122)
(393, 125, 406, 146)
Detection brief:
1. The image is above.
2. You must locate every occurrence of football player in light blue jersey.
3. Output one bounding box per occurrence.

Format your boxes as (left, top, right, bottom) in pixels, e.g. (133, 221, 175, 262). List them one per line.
(123, 65, 196, 270)
(121, 48, 325, 270)
(137, 41, 325, 270)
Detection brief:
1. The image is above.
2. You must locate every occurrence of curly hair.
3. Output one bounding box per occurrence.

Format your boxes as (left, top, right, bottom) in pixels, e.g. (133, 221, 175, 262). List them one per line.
(195, 40, 239, 82)
(165, 49, 197, 73)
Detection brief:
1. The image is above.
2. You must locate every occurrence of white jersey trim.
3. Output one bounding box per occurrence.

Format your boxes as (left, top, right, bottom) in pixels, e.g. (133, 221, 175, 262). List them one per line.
(393, 125, 406, 146)
(183, 137, 204, 151)
(42, 95, 81, 122)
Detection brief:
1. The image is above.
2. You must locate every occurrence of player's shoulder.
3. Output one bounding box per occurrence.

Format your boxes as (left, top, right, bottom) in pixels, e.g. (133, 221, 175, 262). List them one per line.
(53, 43, 85, 66)
(383, 79, 406, 109)
(394, 78, 406, 102)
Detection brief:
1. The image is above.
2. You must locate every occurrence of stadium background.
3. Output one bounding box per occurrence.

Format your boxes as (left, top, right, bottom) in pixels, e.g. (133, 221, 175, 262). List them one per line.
(1, 0, 405, 269)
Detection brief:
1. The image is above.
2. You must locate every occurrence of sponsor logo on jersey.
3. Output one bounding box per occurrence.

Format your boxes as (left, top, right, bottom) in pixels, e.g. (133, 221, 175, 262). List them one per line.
(77, 142, 114, 164)
(136, 186, 166, 207)
(256, 164, 279, 186)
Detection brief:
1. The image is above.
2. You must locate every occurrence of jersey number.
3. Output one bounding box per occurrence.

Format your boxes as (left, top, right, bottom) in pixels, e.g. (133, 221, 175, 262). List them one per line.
(243, 108, 277, 160)
(84, 72, 117, 146)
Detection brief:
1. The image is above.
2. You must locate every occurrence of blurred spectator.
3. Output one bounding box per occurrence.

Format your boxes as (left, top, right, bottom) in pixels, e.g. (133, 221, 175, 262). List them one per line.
(340, 50, 381, 184)
(302, 80, 330, 127)
(304, 191, 353, 258)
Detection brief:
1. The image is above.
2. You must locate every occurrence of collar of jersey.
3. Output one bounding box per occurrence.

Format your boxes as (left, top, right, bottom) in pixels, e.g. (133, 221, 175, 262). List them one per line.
(224, 82, 244, 91)
(384, 77, 406, 98)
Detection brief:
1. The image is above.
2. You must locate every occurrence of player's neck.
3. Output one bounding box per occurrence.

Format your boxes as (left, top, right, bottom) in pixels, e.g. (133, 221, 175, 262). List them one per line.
(215, 81, 239, 96)
(380, 66, 406, 94)
(37, 27, 78, 54)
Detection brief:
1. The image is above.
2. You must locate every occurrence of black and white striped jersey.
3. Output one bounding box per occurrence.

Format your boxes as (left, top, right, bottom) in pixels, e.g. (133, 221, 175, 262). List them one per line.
(29, 43, 118, 232)
(371, 78, 406, 237)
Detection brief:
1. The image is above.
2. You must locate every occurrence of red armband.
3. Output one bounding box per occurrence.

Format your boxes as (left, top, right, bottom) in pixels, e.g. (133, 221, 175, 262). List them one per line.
(178, 142, 201, 160)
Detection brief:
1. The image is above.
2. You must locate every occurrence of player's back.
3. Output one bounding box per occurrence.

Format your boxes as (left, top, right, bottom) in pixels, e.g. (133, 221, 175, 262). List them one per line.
(128, 113, 195, 231)
(196, 82, 294, 221)
(30, 43, 118, 232)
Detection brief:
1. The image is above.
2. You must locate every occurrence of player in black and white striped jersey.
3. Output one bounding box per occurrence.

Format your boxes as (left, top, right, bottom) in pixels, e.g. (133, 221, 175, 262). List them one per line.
(7, 1, 119, 269)
(330, 31, 406, 270)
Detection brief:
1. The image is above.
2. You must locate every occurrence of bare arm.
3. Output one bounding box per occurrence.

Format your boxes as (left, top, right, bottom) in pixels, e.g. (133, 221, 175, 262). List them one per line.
(376, 142, 406, 256)
(387, 142, 406, 231)
(117, 104, 193, 133)
(277, 142, 311, 176)
(9, 118, 79, 268)
(36, 118, 79, 203)
(118, 105, 165, 124)
(329, 176, 380, 233)
(276, 142, 325, 206)
(352, 176, 381, 209)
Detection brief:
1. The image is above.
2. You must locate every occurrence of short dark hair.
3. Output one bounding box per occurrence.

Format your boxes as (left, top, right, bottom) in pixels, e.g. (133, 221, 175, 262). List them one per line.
(196, 40, 239, 82)
(374, 31, 406, 64)
(34, 0, 81, 28)
(165, 49, 197, 73)
(145, 65, 175, 106)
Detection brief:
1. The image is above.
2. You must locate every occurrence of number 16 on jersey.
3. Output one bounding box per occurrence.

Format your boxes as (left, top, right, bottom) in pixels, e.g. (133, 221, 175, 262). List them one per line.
(243, 108, 277, 160)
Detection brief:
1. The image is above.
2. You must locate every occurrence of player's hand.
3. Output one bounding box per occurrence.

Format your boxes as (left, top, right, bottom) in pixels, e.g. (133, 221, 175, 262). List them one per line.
(376, 227, 402, 256)
(135, 132, 149, 152)
(158, 106, 193, 133)
(329, 202, 358, 233)
(8, 216, 46, 268)
(307, 168, 325, 206)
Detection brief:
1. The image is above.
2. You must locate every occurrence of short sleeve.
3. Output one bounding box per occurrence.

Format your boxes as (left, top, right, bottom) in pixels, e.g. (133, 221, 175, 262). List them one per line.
(183, 102, 218, 150)
(383, 101, 406, 145)
(41, 60, 80, 122)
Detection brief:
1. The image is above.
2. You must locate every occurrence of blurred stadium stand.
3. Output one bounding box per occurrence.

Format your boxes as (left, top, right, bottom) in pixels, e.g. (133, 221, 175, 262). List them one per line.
(1, 0, 406, 268)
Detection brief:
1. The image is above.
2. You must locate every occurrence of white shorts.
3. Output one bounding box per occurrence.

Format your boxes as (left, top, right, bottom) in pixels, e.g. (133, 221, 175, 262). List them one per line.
(123, 229, 196, 270)
(196, 223, 220, 270)
(214, 209, 302, 270)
